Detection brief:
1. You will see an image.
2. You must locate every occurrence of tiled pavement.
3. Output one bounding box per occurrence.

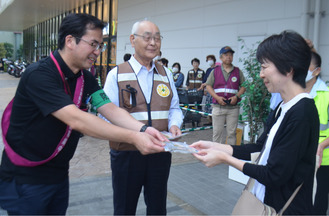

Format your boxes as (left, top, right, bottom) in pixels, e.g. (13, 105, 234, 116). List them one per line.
(65, 118, 244, 215)
(66, 162, 244, 215)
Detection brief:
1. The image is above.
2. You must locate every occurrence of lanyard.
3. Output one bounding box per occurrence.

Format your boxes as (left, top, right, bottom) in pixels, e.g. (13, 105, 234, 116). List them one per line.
(50, 52, 84, 106)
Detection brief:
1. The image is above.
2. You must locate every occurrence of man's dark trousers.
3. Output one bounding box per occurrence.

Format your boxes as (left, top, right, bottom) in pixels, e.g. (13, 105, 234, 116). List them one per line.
(0, 178, 69, 215)
(111, 150, 172, 215)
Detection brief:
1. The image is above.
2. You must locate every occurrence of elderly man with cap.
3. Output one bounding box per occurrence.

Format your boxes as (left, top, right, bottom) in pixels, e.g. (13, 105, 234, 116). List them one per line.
(205, 46, 246, 145)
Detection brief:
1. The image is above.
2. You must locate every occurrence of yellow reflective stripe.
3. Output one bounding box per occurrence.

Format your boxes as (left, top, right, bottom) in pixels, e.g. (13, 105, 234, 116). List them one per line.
(130, 111, 169, 121)
(214, 88, 238, 94)
(118, 73, 137, 82)
(154, 74, 169, 83)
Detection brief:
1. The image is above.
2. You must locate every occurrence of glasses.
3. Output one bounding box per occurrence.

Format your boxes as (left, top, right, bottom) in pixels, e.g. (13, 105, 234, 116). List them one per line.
(76, 37, 107, 52)
(134, 34, 163, 43)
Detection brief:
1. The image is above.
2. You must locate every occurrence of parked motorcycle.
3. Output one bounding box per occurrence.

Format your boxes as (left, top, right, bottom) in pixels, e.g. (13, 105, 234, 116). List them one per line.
(4, 59, 27, 78)
(14, 60, 27, 78)
(5, 59, 16, 76)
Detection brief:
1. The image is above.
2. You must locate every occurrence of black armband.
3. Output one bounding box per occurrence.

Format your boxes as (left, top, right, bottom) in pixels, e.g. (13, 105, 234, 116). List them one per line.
(140, 125, 149, 132)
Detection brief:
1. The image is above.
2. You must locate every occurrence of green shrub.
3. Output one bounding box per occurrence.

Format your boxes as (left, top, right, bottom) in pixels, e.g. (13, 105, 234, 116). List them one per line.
(238, 38, 271, 143)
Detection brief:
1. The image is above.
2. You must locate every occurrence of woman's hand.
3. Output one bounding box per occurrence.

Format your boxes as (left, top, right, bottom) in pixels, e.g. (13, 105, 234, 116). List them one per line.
(191, 140, 233, 155)
(192, 141, 244, 171)
(193, 148, 230, 167)
(191, 140, 218, 150)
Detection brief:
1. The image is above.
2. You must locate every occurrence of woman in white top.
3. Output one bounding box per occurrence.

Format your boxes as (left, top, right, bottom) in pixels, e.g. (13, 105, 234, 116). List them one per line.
(192, 31, 319, 215)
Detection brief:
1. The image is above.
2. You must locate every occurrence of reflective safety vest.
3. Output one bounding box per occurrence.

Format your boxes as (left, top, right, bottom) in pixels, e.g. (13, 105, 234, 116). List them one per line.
(314, 89, 329, 165)
(110, 62, 172, 151)
(187, 69, 204, 89)
(212, 66, 240, 103)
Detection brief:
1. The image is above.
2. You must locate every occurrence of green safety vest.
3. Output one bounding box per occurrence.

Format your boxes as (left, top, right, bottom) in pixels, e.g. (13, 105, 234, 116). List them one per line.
(314, 88, 329, 165)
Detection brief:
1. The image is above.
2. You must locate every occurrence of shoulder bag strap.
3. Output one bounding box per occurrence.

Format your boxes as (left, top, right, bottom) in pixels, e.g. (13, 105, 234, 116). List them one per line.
(1, 52, 84, 167)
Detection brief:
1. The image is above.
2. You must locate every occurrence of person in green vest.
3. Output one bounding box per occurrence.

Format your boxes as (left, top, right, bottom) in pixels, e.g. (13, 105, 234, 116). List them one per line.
(305, 51, 329, 215)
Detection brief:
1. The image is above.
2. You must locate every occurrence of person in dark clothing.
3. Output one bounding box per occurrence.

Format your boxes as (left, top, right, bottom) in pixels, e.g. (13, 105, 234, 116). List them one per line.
(304, 51, 329, 215)
(159, 57, 169, 67)
(172, 62, 184, 88)
(192, 30, 319, 215)
(204, 55, 217, 83)
(185, 58, 205, 90)
(0, 13, 166, 215)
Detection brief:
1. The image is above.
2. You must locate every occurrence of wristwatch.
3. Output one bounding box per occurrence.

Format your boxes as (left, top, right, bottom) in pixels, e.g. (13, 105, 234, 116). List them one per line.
(140, 125, 149, 132)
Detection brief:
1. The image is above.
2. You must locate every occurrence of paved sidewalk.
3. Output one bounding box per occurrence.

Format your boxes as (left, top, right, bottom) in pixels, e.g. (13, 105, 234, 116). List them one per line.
(0, 72, 18, 161)
(0, 73, 18, 216)
(66, 162, 243, 215)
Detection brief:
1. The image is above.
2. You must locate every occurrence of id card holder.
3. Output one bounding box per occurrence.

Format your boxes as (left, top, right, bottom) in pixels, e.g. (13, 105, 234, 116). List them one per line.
(121, 84, 137, 109)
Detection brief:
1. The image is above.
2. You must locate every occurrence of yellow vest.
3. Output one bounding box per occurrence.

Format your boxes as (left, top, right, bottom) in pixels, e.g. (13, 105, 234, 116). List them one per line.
(314, 88, 329, 165)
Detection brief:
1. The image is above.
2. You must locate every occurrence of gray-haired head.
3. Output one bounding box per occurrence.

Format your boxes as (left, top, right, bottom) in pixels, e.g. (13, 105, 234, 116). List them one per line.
(131, 21, 141, 35)
(131, 19, 159, 35)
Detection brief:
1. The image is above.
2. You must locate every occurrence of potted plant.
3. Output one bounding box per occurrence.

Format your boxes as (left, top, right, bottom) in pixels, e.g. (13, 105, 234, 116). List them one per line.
(238, 38, 271, 144)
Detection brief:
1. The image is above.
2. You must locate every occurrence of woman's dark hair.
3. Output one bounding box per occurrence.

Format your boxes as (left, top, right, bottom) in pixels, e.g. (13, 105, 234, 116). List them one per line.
(311, 51, 321, 68)
(58, 13, 106, 50)
(191, 58, 200, 65)
(172, 62, 181, 72)
(256, 30, 311, 88)
(206, 55, 216, 62)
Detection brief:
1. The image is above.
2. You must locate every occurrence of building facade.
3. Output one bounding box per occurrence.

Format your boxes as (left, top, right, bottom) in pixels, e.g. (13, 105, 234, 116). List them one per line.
(0, 31, 23, 60)
(116, 0, 329, 83)
(22, 0, 117, 84)
(0, 0, 328, 84)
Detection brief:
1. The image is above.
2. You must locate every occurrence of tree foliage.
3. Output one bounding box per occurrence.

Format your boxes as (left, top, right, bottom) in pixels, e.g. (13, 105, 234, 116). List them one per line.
(0, 43, 6, 58)
(238, 38, 271, 143)
(3, 42, 14, 59)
